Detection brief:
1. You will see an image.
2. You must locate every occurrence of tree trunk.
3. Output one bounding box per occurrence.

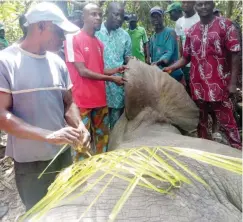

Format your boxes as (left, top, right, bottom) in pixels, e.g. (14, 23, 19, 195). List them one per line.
(226, 1, 234, 18)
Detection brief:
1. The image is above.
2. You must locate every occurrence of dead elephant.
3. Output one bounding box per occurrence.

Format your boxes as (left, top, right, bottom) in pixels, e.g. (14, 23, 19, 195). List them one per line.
(26, 59, 242, 222)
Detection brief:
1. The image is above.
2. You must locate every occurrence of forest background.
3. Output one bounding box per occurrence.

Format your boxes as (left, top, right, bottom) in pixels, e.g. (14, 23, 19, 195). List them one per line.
(0, 0, 242, 44)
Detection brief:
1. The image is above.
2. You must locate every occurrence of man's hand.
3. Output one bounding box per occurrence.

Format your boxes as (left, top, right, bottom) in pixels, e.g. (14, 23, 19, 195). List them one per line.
(104, 66, 129, 76)
(151, 62, 157, 66)
(77, 121, 91, 150)
(163, 67, 172, 74)
(45, 127, 82, 145)
(111, 76, 127, 85)
(117, 65, 129, 73)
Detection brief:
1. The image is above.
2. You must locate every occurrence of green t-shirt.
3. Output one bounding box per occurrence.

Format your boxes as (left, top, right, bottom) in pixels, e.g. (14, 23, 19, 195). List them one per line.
(127, 26, 148, 62)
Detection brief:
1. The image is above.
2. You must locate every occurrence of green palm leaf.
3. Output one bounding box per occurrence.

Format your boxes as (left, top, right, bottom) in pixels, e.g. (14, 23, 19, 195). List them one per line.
(20, 146, 242, 222)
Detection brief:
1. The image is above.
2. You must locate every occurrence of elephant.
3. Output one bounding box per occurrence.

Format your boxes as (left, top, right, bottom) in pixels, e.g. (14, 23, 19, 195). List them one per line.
(26, 59, 242, 222)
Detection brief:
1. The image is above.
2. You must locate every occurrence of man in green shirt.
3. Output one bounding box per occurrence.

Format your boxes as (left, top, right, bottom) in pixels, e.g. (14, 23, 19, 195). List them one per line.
(127, 14, 150, 64)
(0, 23, 8, 50)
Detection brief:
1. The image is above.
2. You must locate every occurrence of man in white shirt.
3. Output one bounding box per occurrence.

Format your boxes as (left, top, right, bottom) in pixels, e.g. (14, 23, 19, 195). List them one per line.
(175, 1, 200, 94)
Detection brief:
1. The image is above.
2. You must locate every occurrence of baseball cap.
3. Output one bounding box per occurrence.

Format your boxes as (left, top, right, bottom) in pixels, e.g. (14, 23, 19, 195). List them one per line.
(150, 6, 164, 15)
(24, 2, 79, 33)
(165, 2, 182, 13)
(128, 14, 138, 22)
(124, 13, 130, 21)
(213, 8, 221, 13)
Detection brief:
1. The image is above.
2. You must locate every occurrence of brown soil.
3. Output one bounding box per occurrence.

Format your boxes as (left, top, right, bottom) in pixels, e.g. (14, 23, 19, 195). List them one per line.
(0, 143, 25, 222)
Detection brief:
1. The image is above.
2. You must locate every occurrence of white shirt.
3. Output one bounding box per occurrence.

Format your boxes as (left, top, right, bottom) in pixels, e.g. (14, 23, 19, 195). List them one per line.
(175, 13, 200, 66)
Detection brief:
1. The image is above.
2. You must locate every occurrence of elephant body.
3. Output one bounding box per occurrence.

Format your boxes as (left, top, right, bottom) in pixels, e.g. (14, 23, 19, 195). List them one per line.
(27, 59, 242, 222)
(28, 116, 242, 222)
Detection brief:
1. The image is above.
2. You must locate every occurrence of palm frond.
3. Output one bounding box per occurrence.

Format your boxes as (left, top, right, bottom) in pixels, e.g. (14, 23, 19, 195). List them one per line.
(38, 144, 68, 179)
(20, 146, 242, 222)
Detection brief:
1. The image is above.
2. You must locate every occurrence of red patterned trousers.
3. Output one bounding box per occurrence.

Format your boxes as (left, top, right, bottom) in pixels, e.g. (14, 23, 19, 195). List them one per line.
(195, 99, 242, 150)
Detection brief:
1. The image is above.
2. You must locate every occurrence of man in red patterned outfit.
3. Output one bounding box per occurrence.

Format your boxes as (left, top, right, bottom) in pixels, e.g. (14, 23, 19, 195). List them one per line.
(164, 1, 242, 149)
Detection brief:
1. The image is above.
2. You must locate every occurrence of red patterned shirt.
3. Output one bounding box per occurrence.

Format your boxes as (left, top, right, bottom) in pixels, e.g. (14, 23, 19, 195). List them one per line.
(183, 16, 241, 102)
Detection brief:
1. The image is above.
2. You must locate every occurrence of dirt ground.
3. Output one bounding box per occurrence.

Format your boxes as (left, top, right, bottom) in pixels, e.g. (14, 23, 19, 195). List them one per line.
(0, 133, 25, 222)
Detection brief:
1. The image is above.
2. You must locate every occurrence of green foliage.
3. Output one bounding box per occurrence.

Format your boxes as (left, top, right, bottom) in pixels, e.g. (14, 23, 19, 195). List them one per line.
(0, 1, 241, 44)
(99, 1, 242, 37)
(99, 1, 175, 36)
(0, 1, 34, 44)
(124, 1, 174, 36)
(215, 0, 242, 24)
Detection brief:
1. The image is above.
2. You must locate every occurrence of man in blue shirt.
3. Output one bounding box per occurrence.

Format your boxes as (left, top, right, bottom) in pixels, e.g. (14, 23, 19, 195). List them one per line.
(96, 2, 132, 130)
(149, 6, 183, 82)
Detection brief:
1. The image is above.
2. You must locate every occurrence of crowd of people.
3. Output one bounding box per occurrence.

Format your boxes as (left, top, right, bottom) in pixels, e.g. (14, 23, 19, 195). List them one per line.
(0, 0, 241, 215)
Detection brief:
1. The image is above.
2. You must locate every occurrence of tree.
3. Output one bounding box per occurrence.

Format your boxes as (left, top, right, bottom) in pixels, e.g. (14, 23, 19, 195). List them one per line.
(54, 1, 69, 16)
(0, 0, 241, 44)
(0, 1, 34, 44)
(226, 1, 234, 18)
(123, 1, 174, 36)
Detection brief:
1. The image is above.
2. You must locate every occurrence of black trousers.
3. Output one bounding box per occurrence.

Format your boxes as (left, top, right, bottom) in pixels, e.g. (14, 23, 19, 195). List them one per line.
(14, 149, 72, 210)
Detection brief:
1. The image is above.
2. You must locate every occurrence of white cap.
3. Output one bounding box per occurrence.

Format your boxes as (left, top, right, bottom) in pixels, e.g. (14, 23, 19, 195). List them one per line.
(25, 2, 79, 33)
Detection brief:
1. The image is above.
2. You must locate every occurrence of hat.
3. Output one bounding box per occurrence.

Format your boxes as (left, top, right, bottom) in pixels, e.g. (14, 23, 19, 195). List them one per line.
(213, 8, 221, 13)
(165, 2, 182, 13)
(128, 14, 138, 22)
(24, 2, 79, 33)
(150, 6, 164, 15)
(124, 13, 130, 21)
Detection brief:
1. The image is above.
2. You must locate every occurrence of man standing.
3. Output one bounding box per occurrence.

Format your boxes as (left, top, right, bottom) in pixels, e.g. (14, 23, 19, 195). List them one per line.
(175, 1, 200, 47)
(127, 14, 150, 64)
(96, 2, 132, 130)
(165, 2, 183, 61)
(0, 24, 8, 50)
(0, 2, 90, 210)
(164, 1, 242, 149)
(165, 2, 183, 22)
(175, 1, 200, 92)
(65, 3, 126, 154)
(150, 6, 183, 82)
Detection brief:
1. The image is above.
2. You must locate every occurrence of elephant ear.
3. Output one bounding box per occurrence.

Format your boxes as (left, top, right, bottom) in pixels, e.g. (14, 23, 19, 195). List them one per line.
(124, 58, 199, 132)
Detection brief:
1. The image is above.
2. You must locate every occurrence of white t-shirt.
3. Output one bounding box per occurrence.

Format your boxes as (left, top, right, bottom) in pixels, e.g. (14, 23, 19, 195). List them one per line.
(175, 13, 200, 67)
(175, 13, 200, 47)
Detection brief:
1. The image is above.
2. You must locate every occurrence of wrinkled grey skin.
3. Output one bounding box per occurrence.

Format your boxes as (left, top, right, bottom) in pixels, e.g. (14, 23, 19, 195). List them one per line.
(27, 110, 242, 222)
(28, 59, 242, 222)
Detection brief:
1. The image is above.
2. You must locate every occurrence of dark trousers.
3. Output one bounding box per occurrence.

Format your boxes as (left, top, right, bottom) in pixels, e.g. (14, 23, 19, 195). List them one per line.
(14, 149, 72, 210)
(195, 100, 242, 150)
(108, 108, 124, 130)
